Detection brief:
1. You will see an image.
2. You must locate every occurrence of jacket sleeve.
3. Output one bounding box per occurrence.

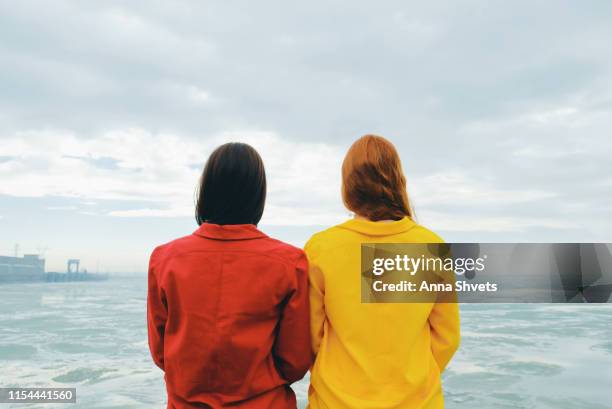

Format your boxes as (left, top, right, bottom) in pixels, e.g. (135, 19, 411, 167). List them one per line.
(428, 300, 460, 373)
(147, 247, 167, 370)
(305, 240, 325, 356)
(273, 252, 313, 383)
(426, 234, 460, 372)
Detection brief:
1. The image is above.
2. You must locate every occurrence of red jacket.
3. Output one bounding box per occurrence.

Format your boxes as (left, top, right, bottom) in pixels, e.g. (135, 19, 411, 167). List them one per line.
(147, 223, 312, 408)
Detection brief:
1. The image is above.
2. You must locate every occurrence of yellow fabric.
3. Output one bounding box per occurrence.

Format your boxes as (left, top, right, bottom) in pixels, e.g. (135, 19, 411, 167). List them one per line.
(305, 217, 460, 409)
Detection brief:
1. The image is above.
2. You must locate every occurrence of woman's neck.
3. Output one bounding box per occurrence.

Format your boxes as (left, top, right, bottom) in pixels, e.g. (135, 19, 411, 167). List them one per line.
(354, 214, 397, 223)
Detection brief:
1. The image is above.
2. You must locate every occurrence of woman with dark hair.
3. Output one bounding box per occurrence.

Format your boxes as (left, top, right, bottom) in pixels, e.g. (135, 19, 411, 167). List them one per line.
(147, 142, 311, 408)
(305, 135, 460, 409)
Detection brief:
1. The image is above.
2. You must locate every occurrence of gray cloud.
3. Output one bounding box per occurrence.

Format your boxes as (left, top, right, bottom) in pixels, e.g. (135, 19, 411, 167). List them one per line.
(1, 1, 611, 271)
(2, 1, 610, 136)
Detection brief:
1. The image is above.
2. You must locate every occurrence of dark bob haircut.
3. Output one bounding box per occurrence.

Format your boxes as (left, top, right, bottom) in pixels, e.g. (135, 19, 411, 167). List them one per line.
(195, 142, 266, 225)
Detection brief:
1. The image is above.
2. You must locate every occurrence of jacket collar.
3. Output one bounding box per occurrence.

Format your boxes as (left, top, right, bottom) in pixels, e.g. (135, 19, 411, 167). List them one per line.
(337, 216, 416, 236)
(194, 223, 268, 241)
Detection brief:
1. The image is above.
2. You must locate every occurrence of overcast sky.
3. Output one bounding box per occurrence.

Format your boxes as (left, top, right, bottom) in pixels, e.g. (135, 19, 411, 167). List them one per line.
(1, 1, 611, 272)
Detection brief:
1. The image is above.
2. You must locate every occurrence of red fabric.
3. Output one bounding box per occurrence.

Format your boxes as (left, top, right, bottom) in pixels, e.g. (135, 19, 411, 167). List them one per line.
(147, 223, 312, 408)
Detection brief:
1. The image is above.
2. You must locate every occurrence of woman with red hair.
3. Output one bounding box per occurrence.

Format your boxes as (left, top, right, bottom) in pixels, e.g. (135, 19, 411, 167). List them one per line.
(305, 135, 460, 409)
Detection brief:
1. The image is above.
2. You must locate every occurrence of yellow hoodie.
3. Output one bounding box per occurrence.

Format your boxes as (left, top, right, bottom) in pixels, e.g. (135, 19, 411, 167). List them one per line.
(305, 217, 460, 409)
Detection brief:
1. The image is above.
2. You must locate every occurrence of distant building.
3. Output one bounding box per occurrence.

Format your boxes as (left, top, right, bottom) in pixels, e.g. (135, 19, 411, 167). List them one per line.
(0, 254, 46, 282)
(0, 254, 108, 283)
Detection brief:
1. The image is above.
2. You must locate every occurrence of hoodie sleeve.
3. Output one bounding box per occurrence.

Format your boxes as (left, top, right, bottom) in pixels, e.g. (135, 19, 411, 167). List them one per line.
(305, 237, 326, 357)
(428, 294, 460, 372)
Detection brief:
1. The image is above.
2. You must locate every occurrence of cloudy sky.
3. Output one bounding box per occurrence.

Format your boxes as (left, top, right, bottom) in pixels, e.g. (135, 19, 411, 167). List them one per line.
(1, 1, 611, 272)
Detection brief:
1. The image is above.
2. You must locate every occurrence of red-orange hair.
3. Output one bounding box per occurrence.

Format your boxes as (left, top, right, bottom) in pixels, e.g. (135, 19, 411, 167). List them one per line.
(342, 135, 413, 221)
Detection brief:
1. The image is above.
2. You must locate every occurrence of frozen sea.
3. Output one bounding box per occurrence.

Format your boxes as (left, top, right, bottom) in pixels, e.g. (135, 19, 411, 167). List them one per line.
(1, 276, 611, 409)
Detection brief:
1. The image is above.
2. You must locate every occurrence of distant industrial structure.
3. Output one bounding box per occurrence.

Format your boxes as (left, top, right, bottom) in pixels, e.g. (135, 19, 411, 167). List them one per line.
(0, 254, 45, 282)
(0, 254, 108, 284)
